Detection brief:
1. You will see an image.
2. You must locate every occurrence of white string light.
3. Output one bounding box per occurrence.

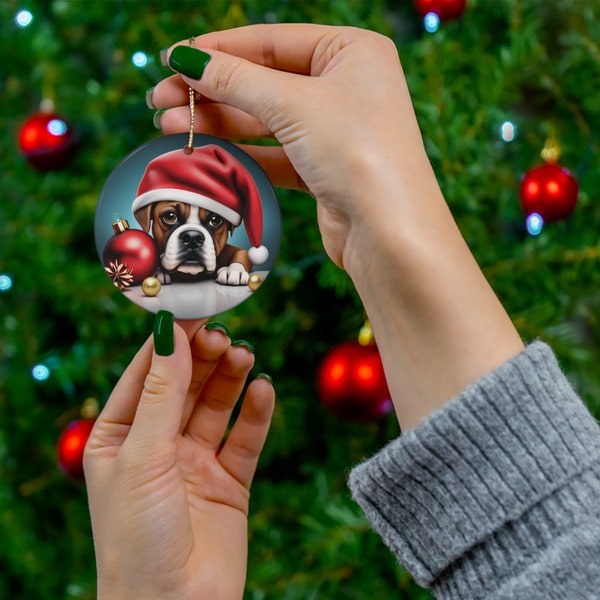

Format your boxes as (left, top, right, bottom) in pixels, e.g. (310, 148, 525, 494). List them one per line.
(15, 9, 33, 28)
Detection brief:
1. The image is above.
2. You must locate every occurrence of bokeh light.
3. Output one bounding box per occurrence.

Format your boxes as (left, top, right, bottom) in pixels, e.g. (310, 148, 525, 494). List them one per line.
(132, 51, 148, 68)
(526, 212, 544, 236)
(424, 12, 440, 33)
(0, 274, 12, 291)
(15, 10, 33, 28)
(32, 364, 51, 381)
(500, 121, 517, 142)
(47, 118, 67, 136)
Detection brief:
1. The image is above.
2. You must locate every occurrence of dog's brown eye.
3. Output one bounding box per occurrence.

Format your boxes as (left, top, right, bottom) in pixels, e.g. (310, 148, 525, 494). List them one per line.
(161, 210, 178, 226)
(207, 214, 223, 229)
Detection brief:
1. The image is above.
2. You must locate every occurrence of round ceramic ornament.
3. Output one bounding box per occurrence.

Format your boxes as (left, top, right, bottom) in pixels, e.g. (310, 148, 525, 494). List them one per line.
(95, 133, 281, 319)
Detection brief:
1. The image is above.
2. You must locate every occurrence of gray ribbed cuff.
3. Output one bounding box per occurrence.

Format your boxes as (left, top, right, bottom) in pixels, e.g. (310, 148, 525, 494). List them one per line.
(348, 342, 600, 593)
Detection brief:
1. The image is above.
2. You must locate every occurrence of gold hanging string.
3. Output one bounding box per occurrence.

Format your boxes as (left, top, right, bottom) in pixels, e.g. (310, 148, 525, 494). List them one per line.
(184, 36, 198, 155)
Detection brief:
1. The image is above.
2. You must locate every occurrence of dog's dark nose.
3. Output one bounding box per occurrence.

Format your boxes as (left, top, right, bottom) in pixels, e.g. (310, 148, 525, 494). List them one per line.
(181, 230, 205, 249)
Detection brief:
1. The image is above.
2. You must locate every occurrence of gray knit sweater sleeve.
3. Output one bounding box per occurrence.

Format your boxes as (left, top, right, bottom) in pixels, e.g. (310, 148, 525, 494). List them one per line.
(348, 342, 600, 598)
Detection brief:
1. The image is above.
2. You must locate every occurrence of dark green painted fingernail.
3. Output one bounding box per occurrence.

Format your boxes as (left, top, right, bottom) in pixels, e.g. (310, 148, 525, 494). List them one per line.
(256, 373, 273, 385)
(152, 110, 165, 129)
(159, 47, 169, 67)
(232, 339, 254, 353)
(152, 110, 165, 130)
(168, 46, 211, 80)
(205, 322, 231, 337)
(145, 86, 155, 109)
(154, 310, 174, 356)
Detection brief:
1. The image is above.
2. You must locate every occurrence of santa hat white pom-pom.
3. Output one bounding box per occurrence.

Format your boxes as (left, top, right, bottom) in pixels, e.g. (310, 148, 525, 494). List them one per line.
(248, 245, 269, 265)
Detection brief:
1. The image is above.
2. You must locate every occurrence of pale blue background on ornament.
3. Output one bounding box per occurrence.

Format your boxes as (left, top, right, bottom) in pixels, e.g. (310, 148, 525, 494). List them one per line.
(95, 133, 281, 271)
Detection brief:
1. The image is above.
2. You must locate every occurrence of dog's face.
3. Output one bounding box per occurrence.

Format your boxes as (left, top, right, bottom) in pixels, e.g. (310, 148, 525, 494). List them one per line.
(134, 201, 234, 277)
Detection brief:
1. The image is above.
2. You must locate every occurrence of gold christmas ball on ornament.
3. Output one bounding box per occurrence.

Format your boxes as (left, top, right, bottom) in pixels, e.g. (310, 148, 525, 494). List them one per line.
(247, 273, 264, 291)
(142, 276, 161, 296)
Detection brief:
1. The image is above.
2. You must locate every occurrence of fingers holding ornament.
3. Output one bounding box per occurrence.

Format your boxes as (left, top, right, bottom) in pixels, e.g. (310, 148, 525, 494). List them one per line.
(156, 102, 273, 141)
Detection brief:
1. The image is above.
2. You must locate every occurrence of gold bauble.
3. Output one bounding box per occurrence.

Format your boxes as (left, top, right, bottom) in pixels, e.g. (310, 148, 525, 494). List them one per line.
(81, 397, 100, 420)
(142, 276, 161, 296)
(358, 320, 374, 346)
(247, 273, 264, 291)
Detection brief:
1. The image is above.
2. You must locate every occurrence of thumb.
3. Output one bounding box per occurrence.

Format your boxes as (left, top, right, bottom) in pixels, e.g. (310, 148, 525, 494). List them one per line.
(167, 45, 302, 134)
(127, 311, 192, 447)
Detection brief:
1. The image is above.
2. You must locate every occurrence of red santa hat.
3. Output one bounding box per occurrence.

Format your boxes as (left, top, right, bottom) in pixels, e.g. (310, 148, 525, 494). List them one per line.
(131, 145, 268, 265)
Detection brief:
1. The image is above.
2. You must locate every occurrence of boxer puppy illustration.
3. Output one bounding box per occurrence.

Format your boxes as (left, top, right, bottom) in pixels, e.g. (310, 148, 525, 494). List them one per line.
(131, 145, 269, 285)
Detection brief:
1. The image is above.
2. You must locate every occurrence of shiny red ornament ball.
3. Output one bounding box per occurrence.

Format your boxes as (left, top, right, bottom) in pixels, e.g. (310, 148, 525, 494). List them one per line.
(414, 0, 467, 21)
(103, 229, 160, 285)
(58, 419, 95, 480)
(317, 341, 393, 422)
(520, 163, 579, 223)
(18, 112, 76, 171)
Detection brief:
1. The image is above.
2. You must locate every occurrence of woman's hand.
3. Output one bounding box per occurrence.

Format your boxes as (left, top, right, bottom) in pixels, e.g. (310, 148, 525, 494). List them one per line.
(84, 315, 275, 600)
(149, 24, 435, 273)
(149, 24, 523, 431)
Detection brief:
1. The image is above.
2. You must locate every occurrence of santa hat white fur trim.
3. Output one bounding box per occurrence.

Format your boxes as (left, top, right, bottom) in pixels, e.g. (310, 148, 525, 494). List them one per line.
(132, 187, 242, 227)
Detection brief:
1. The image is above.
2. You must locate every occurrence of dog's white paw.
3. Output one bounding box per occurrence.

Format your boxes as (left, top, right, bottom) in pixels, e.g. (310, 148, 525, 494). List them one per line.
(217, 263, 249, 286)
(157, 270, 171, 284)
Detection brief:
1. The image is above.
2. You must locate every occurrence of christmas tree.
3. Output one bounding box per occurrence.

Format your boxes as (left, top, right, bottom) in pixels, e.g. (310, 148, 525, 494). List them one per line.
(1, 1, 599, 598)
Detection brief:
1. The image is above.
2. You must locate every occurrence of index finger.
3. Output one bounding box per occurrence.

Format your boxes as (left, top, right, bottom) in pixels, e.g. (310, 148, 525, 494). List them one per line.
(172, 23, 337, 76)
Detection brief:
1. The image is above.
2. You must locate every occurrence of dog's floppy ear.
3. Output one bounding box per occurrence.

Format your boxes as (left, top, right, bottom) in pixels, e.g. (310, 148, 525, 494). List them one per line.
(134, 205, 153, 233)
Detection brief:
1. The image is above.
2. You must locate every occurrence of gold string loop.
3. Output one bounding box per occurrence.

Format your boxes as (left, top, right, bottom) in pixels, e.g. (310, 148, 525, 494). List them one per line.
(183, 37, 198, 155)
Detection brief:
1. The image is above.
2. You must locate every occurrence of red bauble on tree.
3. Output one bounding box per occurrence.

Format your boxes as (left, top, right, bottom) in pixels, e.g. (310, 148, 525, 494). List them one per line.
(414, 0, 467, 22)
(103, 215, 160, 290)
(57, 418, 95, 480)
(18, 110, 76, 171)
(317, 337, 392, 422)
(520, 162, 579, 223)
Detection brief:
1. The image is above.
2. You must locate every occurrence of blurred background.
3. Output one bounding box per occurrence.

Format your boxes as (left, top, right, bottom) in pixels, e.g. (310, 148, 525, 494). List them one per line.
(1, 0, 599, 598)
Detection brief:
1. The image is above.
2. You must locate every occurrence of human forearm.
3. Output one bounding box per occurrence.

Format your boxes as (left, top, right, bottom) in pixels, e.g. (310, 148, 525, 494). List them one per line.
(342, 162, 524, 431)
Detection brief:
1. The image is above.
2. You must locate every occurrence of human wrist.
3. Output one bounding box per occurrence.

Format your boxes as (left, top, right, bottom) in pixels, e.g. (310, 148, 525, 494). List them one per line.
(340, 159, 449, 284)
(340, 174, 523, 430)
(97, 580, 189, 600)
(96, 566, 173, 600)
(97, 579, 137, 600)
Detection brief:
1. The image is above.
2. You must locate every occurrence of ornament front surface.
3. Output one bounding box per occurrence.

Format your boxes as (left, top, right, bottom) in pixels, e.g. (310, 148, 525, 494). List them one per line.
(95, 134, 281, 319)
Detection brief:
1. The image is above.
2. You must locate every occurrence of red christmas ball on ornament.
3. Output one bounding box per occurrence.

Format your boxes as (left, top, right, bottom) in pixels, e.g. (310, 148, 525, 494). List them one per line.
(414, 0, 467, 21)
(103, 217, 159, 288)
(317, 341, 393, 422)
(520, 163, 579, 223)
(18, 111, 76, 171)
(58, 419, 95, 480)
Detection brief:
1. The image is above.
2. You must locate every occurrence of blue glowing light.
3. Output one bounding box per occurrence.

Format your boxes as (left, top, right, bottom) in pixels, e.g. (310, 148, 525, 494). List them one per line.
(15, 10, 33, 28)
(132, 51, 149, 68)
(32, 364, 51, 381)
(424, 12, 440, 33)
(500, 121, 517, 142)
(47, 119, 67, 136)
(0, 274, 12, 291)
(526, 213, 544, 236)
